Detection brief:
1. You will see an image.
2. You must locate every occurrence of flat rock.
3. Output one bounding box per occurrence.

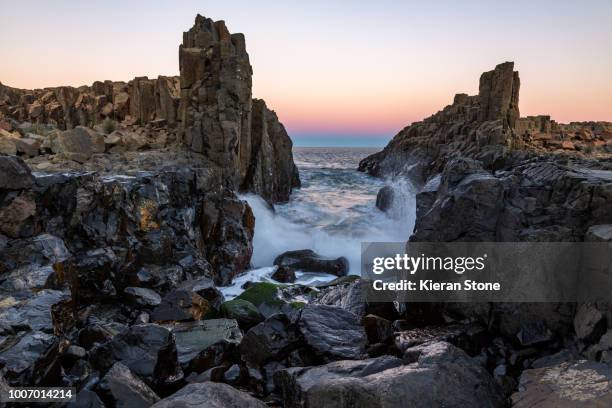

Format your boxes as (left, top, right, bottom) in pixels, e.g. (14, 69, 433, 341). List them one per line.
(169, 319, 242, 370)
(0, 331, 56, 379)
(151, 382, 267, 408)
(124, 287, 162, 307)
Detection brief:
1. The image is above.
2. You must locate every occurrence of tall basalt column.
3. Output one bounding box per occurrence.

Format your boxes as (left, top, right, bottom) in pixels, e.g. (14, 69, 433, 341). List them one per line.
(478, 61, 520, 128)
(179, 14, 253, 186)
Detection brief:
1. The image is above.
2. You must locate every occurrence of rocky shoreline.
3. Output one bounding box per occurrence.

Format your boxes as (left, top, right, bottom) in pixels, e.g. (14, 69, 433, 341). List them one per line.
(1, 13, 612, 408)
(359, 62, 612, 406)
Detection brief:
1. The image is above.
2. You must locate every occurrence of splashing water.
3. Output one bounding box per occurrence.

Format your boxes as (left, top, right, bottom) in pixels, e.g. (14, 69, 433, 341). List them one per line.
(222, 147, 417, 298)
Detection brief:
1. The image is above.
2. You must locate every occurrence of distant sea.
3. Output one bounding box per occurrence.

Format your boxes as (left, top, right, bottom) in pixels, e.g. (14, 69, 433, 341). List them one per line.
(222, 147, 416, 298)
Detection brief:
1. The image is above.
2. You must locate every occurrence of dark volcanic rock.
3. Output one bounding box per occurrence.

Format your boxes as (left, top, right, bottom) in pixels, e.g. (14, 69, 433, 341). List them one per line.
(124, 287, 162, 307)
(240, 314, 299, 365)
(97, 362, 160, 408)
(242, 99, 301, 203)
(298, 304, 366, 361)
(0, 155, 34, 190)
(0, 289, 69, 333)
(169, 319, 242, 372)
(220, 299, 263, 329)
(151, 382, 267, 408)
(150, 289, 209, 322)
(178, 15, 299, 202)
(276, 342, 505, 408)
(89, 324, 181, 388)
(0, 331, 56, 380)
(312, 277, 366, 318)
(271, 265, 296, 283)
(574, 303, 606, 343)
(375, 185, 394, 212)
(274, 249, 348, 277)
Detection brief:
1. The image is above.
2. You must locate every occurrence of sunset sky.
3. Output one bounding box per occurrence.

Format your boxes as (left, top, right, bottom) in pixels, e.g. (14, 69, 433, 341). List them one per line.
(1, 0, 611, 146)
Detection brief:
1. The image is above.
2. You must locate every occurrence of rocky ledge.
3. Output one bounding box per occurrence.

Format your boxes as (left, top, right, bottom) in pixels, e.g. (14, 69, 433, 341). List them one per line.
(358, 62, 612, 406)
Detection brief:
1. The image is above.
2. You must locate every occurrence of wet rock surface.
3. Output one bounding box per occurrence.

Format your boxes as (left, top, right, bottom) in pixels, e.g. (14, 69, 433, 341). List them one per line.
(274, 249, 349, 277)
(298, 304, 367, 361)
(276, 342, 505, 408)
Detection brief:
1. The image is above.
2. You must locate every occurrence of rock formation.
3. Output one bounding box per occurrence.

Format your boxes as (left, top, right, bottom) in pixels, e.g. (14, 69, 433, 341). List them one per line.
(0, 14, 303, 406)
(0, 14, 300, 203)
(0, 77, 180, 129)
(178, 15, 299, 202)
(178, 15, 252, 187)
(358, 62, 612, 407)
(359, 62, 611, 179)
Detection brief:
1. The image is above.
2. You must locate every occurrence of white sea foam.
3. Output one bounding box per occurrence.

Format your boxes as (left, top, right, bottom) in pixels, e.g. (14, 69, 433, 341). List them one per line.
(220, 147, 417, 298)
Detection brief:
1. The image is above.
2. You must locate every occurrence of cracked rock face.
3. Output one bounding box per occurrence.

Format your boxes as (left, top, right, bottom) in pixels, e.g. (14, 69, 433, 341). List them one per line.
(275, 342, 505, 408)
(179, 14, 253, 187)
(178, 16, 299, 203)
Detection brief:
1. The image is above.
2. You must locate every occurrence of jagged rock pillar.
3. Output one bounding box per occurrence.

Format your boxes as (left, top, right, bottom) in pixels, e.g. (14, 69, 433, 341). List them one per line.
(178, 14, 253, 187)
(478, 61, 520, 128)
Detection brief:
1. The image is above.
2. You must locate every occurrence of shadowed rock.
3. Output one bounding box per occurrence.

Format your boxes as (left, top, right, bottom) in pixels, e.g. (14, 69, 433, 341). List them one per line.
(274, 249, 348, 277)
(151, 382, 267, 408)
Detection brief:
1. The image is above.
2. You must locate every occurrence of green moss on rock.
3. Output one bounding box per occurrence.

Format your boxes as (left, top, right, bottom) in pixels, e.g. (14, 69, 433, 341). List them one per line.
(236, 282, 283, 307)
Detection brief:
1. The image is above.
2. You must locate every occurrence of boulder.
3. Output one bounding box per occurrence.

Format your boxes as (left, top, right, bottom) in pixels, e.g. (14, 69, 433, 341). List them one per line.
(0, 155, 34, 190)
(0, 136, 17, 155)
(89, 324, 181, 388)
(586, 224, 612, 242)
(574, 303, 606, 343)
(150, 289, 209, 322)
(0, 191, 36, 237)
(297, 304, 366, 361)
(271, 265, 296, 283)
(220, 299, 263, 329)
(375, 186, 394, 212)
(0, 263, 57, 292)
(0, 331, 56, 380)
(56, 126, 104, 163)
(0, 289, 68, 333)
(97, 362, 160, 408)
(179, 277, 225, 312)
(239, 314, 299, 365)
(274, 249, 348, 277)
(124, 287, 162, 307)
(312, 277, 366, 319)
(170, 319, 242, 372)
(151, 382, 267, 408)
(276, 342, 505, 408)
(13, 137, 41, 157)
(512, 360, 612, 407)
(362, 314, 393, 344)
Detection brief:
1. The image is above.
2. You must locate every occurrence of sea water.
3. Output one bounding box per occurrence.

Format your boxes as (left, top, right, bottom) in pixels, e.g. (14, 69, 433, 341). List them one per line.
(222, 147, 417, 299)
